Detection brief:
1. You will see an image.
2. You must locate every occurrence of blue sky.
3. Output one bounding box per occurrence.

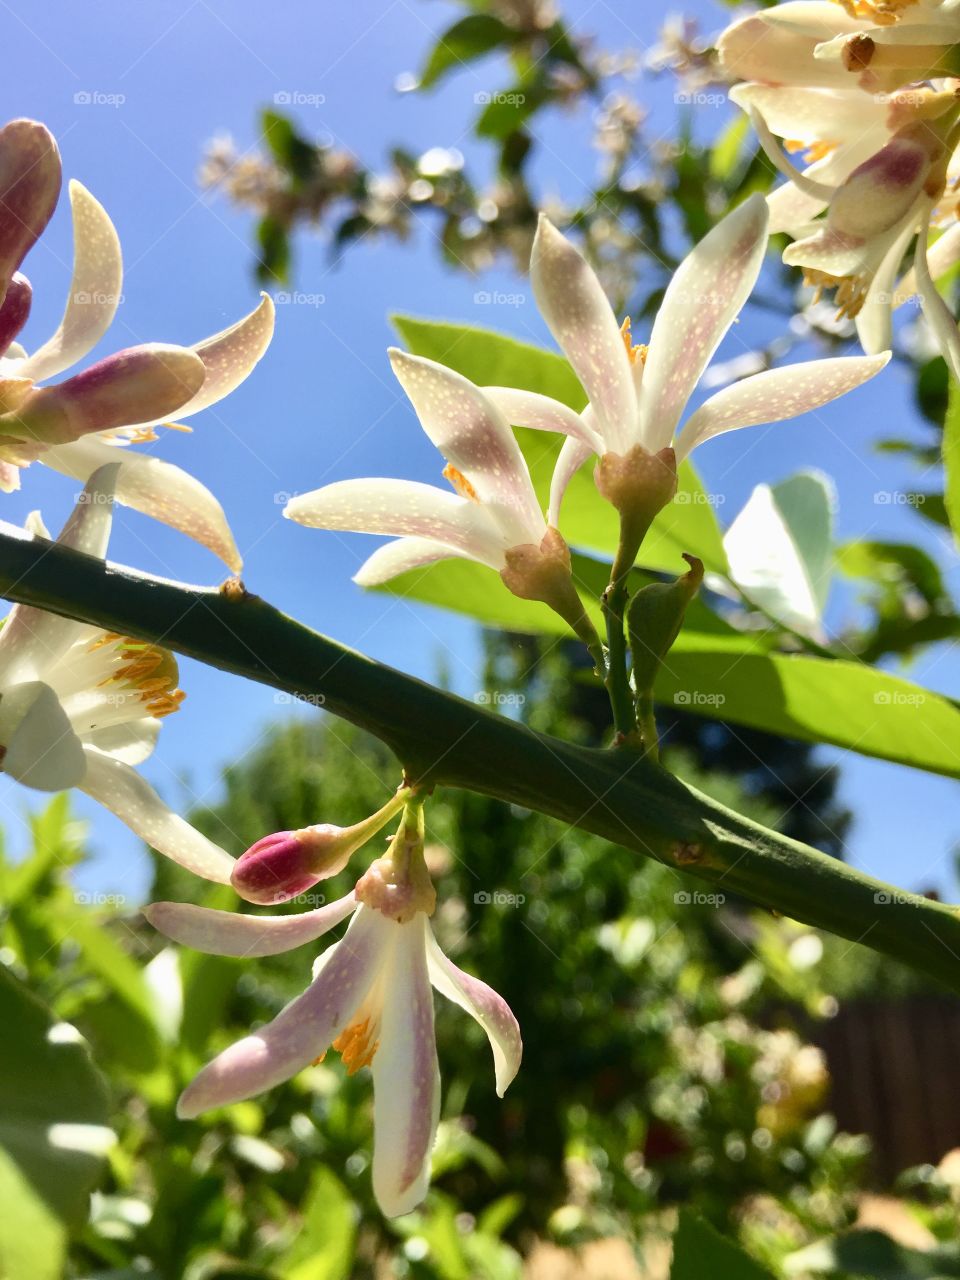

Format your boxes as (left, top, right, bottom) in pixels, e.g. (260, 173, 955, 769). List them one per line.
(1, 0, 957, 903)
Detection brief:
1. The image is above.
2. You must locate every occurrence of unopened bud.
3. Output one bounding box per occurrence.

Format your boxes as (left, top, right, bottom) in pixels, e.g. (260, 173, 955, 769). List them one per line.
(0, 120, 61, 300)
(0, 272, 32, 355)
(627, 553, 704, 696)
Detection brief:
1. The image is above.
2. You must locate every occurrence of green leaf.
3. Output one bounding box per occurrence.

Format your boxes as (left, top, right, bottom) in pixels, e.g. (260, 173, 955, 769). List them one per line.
(260, 110, 316, 184)
(671, 1211, 773, 1280)
(278, 1167, 357, 1280)
(418, 15, 513, 90)
(724, 472, 835, 635)
(943, 375, 960, 547)
(391, 315, 728, 573)
(0, 966, 110, 1279)
(785, 1228, 960, 1277)
(709, 114, 751, 184)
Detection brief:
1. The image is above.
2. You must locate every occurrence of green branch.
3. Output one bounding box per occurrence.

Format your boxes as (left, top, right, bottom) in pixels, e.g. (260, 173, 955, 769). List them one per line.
(2, 526, 959, 990)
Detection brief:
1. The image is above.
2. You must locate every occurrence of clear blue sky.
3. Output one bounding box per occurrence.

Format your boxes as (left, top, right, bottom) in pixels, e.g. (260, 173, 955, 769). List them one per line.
(1, 0, 957, 903)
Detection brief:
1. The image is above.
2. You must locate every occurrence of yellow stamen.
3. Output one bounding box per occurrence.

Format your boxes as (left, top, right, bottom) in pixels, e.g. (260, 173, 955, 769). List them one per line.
(87, 633, 186, 717)
(831, 0, 918, 24)
(619, 316, 647, 367)
(331, 1016, 380, 1074)
(443, 463, 479, 502)
(802, 267, 869, 319)
(784, 139, 837, 164)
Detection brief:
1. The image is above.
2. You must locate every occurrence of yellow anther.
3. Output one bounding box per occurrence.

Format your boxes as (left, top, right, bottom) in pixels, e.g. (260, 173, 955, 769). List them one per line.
(332, 1016, 380, 1074)
(831, 0, 918, 23)
(802, 268, 869, 319)
(784, 139, 837, 164)
(443, 463, 479, 502)
(620, 317, 646, 367)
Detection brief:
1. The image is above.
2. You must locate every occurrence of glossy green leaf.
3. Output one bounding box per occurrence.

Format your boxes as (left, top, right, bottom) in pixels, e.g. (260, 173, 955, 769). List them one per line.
(391, 315, 728, 573)
(671, 1211, 773, 1280)
(0, 966, 110, 1279)
(418, 15, 514, 90)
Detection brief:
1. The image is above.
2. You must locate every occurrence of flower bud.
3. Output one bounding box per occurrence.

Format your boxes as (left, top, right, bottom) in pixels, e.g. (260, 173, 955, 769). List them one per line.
(0, 120, 61, 301)
(0, 272, 32, 355)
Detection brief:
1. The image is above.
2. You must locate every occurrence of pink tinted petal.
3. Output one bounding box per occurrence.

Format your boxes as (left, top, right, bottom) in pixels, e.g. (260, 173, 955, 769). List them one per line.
(143, 892, 357, 958)
(2, 344, 205, 445)
(426, 925, 522, 1096)
(79, 747, 236, 884)
(43, 436, 242, 572)
(19, 182, 122, 383)
(718, 3, 865, 87)
(124, 293, 275, 429)
(353, 536, 478, 587)
(530, 217, 635, 451)
(0, 273, 31, 355)
(0, 120, 61, 299)
(639, 195, 769, 452)
(388, 349, 544, 543)
(285, 477, 506, 567)
(177, 906, 393, 1116)
(483, 386, 602, 450)
(676, 353, 890, 462)
(548, 435, 592, 528)
(372, 915, 440, 1217)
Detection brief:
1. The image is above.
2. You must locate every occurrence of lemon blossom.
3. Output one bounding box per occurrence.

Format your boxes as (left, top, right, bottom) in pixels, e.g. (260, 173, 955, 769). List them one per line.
(0, 117, 275, 571)
(0, 465, 235, 883)
(479, 196, 888, 531)
(144, 810, 522, 1218)
(284, 348, 598, 647)
(719, 2, 960, 370)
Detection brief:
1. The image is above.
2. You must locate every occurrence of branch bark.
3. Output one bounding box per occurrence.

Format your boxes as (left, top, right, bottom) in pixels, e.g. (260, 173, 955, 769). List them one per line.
(2, 526, 958, 990)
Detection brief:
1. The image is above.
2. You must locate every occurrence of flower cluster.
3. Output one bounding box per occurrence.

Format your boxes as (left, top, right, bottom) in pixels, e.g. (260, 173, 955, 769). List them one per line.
(0, 101, 900, 1222)
(720, 0, 960, 374)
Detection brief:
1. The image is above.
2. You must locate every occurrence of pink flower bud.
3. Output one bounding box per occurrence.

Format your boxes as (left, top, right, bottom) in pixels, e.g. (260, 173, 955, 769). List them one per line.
(231, 822, 374, 905)
(0, 120, 61, 301)
(0, 272, 31, 355)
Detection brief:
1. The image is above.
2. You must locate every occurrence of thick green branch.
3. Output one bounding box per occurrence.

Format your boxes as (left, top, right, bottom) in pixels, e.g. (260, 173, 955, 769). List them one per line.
(2, 527, 959, 991)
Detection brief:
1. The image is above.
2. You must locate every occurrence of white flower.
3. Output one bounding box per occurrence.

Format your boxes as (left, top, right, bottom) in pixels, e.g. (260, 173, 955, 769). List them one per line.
(481, 197, 888, 525)
(0, 465, 235, 883)
(0, 117, 275, 571)
(285, 347, 550, 585)
(144, 887, 522, 1217)
(720, 3, 960, 373)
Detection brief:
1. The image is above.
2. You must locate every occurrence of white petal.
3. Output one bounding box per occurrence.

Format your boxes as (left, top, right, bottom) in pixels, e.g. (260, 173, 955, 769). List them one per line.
(388, 350, 545, 544)
(42, 436, 242, 571)
(639, 195, 769, 452)
(353, 536, 474, 587)
(372, 915, 440, 1217)
(483, 386, 603, 450)
(913, 211, 960, 381)
(285, 478, 506, 569)
(856, 220, 917, 354)
(895, 222, 960, 306)
(122, 293, 275, 430)
(82, 718, 159, 766)
(747, 107, 838, 203)
(0, 680, 86, 790)
(0, 466, 117, 682)
(548, 435, 592, 528)
(676, 353, 889, 461)
(426, 926, 522, 1097)
(19, 182, 122, 383)
(143, 892, 358, 957)
(177, 906, 393, 1116)
(729, 83, 887, 148)
(79, 746, 236, 883)
(530, 216, 636, 451)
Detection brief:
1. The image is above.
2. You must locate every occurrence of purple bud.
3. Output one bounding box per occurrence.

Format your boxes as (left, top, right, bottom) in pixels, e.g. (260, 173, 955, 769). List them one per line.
(231, 831, 320, 905)
(0, 273, 31, 355)
(0, 120, 61, 304)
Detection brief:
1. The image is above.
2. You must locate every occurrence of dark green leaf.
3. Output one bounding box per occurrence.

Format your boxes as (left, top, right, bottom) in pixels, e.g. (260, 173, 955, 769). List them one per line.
(671, 1211, 773, 1279)
(418, 15, 514, 90)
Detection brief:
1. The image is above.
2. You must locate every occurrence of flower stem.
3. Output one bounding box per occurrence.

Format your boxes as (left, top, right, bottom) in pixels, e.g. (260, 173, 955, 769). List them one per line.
(601, 537, 640, 743)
